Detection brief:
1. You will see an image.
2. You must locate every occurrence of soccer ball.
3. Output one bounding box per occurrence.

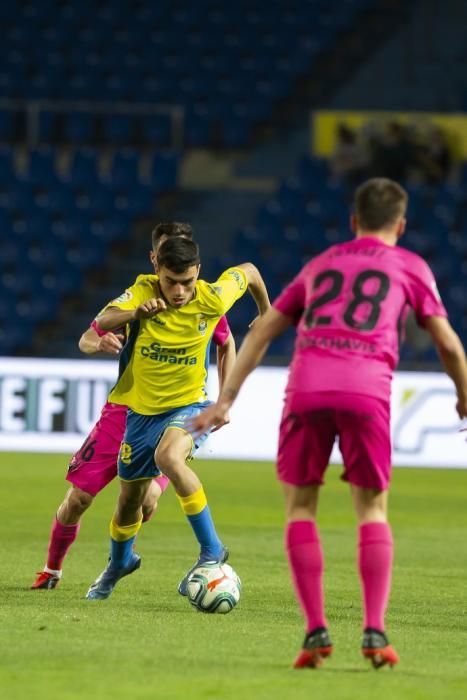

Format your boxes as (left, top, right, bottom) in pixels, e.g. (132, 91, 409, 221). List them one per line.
(186, 562, 241, 614)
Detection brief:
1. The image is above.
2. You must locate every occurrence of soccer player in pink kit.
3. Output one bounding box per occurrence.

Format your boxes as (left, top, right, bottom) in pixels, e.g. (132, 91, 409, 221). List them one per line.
(190, 179, 467, 669)
(31, 223, 235, 590)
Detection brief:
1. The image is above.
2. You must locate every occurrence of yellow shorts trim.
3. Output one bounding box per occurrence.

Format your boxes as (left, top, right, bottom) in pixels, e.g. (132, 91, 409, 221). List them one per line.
(118, 476, 154, 483)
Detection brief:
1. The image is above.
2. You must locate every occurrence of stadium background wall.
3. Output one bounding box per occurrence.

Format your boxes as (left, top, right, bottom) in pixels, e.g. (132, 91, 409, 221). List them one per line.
(0, 358, 464, 468)
(312, 110, 467, 160)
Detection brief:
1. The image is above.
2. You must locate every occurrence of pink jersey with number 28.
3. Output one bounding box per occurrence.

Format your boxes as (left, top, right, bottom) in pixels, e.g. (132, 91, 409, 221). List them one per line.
(273, 236, 447, 401)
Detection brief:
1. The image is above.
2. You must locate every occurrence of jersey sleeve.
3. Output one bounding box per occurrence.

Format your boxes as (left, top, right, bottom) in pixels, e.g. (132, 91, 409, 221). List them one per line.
(94, 277, 155, 332)
(212, 315, 231, 346)
(206, 267, 248, 314)
(406, 258, 448, 326)
(101, 278, 155, 313)
(272, 271, 306, 323)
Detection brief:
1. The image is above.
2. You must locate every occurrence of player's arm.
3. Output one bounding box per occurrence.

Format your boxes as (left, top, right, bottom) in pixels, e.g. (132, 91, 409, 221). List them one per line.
(78, 327, 124, 355)
(189, 308, 292, 434)
(217, 331, 236, 392)
(236, 262, 270, 315)
(211, 332, 236, 432)
(424, 316, 467, 418)
(96, 298, 167, 331)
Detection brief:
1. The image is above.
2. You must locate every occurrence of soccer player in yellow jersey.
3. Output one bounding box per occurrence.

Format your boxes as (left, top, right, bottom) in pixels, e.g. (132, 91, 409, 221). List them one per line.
(30, 223, 236, 590)
(86, 237, 270, 599)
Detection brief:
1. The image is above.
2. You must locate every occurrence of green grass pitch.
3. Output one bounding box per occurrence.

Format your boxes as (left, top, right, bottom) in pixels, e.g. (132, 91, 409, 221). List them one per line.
(1, 453, 466, 700)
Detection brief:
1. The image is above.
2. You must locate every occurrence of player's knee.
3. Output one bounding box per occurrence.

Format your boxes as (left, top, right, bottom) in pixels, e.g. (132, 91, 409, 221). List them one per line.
(119, 482, 149, 514)
(154, 444, 181, 476)
(121, 491, 143, 511)
(66, 487, 93, 515)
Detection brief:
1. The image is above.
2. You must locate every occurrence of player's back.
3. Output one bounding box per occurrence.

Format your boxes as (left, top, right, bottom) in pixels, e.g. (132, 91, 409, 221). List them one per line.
(274, 235, 446, 401)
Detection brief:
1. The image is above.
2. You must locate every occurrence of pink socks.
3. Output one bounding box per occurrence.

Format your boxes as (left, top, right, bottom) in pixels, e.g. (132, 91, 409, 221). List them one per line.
(155, 475, 170, 493)
(46, 517, 81, 571)
(285, 520, 327, 633)
(358, 522, 393, 631)
(286, 519, 394, 634)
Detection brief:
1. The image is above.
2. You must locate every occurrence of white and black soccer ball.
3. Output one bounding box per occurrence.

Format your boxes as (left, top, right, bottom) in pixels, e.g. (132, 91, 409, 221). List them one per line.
(186, 562, 241, 614)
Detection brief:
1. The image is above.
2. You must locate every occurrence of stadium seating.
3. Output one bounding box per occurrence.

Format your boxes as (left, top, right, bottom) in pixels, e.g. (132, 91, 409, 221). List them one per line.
(224, 156, 467, 361)
(0, 0, 373, 147)
(0, 145, 179, 354)
(1, 0, 465, 365)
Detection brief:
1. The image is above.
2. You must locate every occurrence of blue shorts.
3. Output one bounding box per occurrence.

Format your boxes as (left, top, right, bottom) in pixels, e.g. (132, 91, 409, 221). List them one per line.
(118, 402, 212, 481)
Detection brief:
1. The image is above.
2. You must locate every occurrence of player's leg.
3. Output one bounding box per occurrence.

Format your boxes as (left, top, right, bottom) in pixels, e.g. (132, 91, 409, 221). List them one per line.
(31, 406, 126, 589)
(31, 486, 93, 590)
(86, 409, 166, 600)
(338, 394, 399, 668)
(142, 475, 170, 522)
(155, 426, 227, 594)
(283, 483, 333, 669)
(110, 478, 151, 565)
(351, 486, 391, 631)
(351, 486, 399, 668)
(86, 478, 150, 600)
(277, 391, 336, 668)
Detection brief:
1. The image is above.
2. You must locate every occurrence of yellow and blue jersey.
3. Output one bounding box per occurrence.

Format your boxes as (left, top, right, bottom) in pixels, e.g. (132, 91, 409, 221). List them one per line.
(104, 268, 248, 415)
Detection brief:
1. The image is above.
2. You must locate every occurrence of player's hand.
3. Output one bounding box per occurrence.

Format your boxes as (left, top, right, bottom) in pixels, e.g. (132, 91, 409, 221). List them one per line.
(187, 402, 229, 438)
(96, 332, 125, 355)
(211, 410, 231, 433)
(134, 298, 167, 319)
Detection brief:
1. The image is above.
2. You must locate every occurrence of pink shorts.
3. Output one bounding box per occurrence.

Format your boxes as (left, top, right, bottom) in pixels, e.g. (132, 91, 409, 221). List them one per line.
(277, 391, 391, 491)
(66, 402, 127, 496)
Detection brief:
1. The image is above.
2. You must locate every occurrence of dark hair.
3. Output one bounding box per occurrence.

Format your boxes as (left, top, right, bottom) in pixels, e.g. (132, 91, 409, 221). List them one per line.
(151, 222, 193, 249)
(354, 178, 408, 231)
(157, 237, 200, 273)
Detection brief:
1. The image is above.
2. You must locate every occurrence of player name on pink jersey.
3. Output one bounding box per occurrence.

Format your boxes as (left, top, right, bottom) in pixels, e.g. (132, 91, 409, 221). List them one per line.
(273, 236, 447, 401)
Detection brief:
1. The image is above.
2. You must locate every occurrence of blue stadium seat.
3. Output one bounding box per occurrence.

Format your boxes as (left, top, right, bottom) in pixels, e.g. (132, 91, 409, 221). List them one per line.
(102, 114, 133, 144)
(90, 215, 132, 242)
(51, 212, 94, 243)
(184, 110, 213, 147)
(102, 73, 128, 101)
(41, 183, 76, 214)
(16, 292, 59, 323)
(146, 151, 179, 191)
(1, 265, 44, 296)
(37, 110, 60, 143)
(0, 239, 19, 266)
(222, 115, 252, 148)
(67, 72, 97, 100)
(75, 184, 115, 215)
(0, 147, 16, 183)
(63, 113, 96, 144)
(0, 110, 15, 141)
(0, 323, 30, 354)
(66, 234, 107, 270)
(25, 149, 59, 185)
(298, 156, 329, 190)
(27, 222, 66, 259)
(11, 210, 53, 245)
(68, 149, 101, 186)
(108, 150, 141, 187)
(113, 186, 155, 216)
(41, 260, 83, 296)
(140, 114, 172, 147)
(3, 182, 38, 213)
